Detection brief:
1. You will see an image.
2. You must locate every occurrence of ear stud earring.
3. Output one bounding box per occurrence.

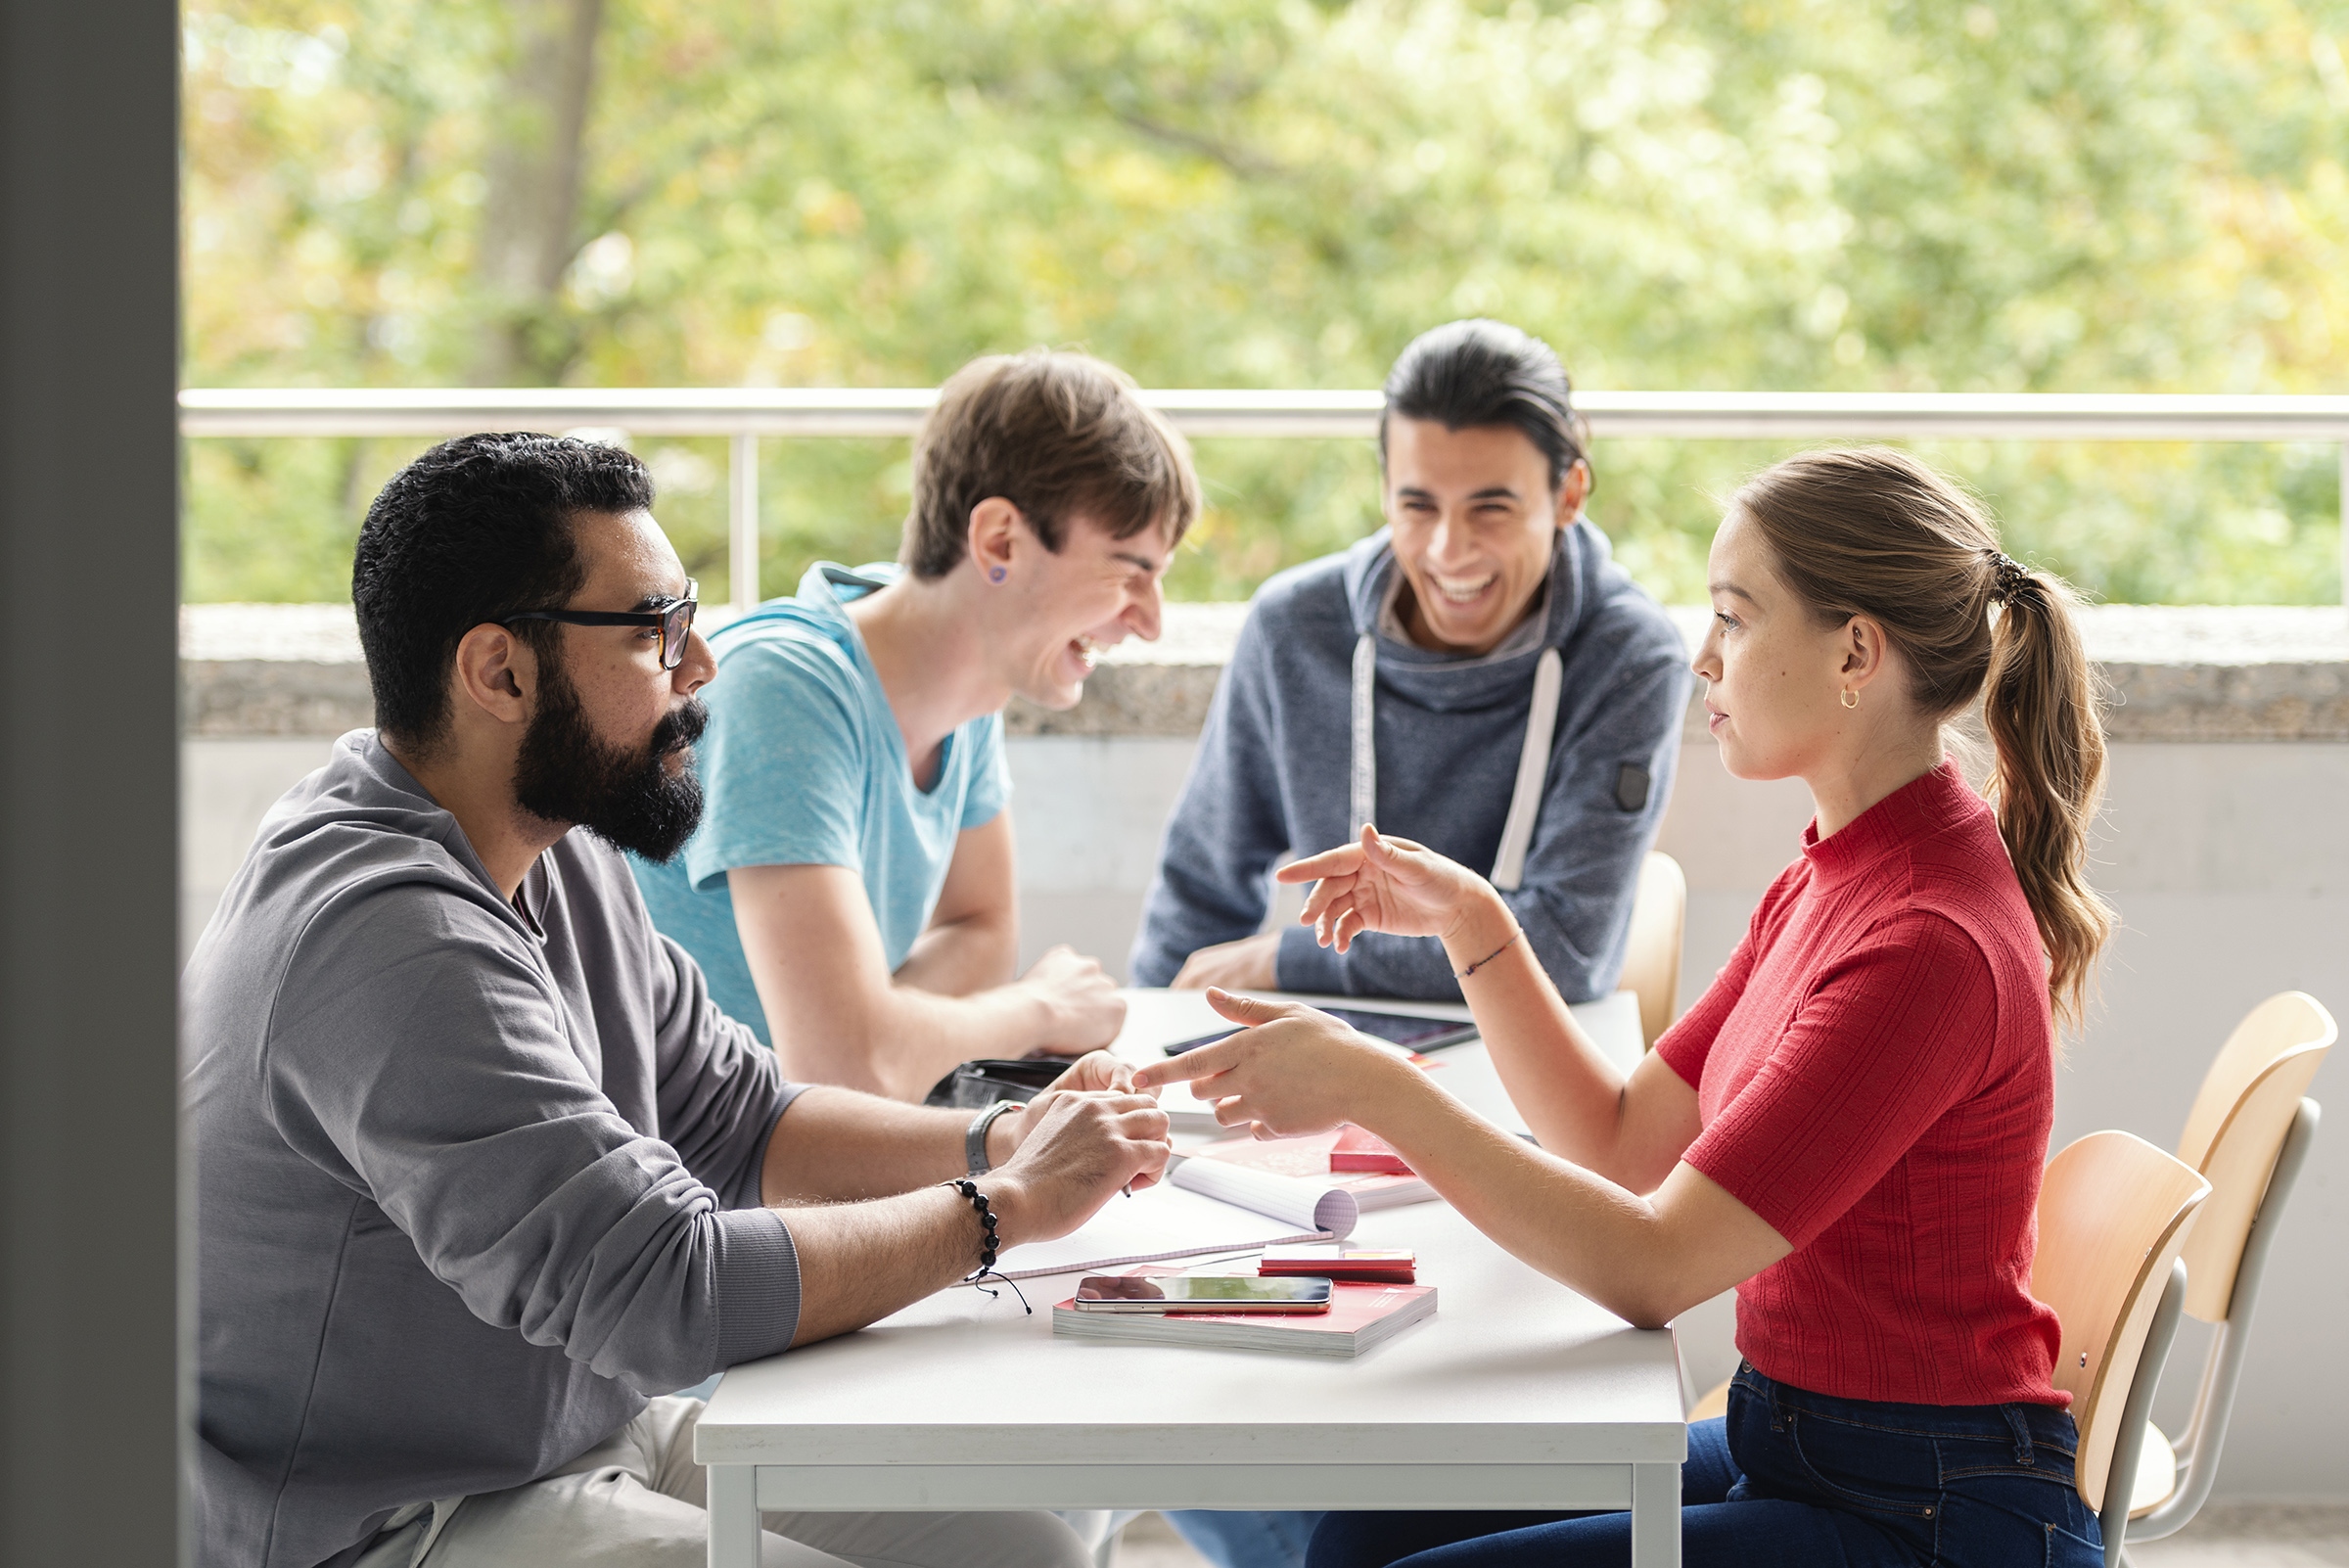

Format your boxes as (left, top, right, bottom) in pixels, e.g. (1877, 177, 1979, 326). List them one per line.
(989, 567, 1007, 583)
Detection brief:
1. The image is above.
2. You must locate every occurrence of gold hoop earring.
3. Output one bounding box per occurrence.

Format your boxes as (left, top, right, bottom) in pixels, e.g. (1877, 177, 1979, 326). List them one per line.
(1839, 688, 1859, 710)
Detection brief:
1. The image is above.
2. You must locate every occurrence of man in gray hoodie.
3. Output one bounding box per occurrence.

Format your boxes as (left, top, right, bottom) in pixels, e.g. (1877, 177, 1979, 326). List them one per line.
(185, 434, 1170, 1568)
(1131, 320, 1689, 1003)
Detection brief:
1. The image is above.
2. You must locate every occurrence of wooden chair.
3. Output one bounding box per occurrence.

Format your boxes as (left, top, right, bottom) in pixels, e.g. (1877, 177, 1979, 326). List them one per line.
(2028, 1130, 2210, 1568)
(1621, 851, 1685, 1049)
(2118, 992, 2332, 1552)
(1689, 1127, 2210, 1559)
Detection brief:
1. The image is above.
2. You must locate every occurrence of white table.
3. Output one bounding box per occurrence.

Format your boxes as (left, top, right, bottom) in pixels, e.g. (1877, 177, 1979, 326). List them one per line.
(699, 990, 1683, 1567)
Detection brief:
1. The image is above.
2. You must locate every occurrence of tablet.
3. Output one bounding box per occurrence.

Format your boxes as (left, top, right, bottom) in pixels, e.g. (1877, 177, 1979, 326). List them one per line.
(1162, 1005, 1479, 1056)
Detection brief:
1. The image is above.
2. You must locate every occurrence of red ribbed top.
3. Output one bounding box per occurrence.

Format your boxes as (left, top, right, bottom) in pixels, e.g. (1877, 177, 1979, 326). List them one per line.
(1657, 761, 2066, 1407)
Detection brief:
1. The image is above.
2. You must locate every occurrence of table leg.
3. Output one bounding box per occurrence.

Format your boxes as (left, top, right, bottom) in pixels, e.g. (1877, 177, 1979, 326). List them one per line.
(707, 1462, 760, 1568)
(1630, 1461, 1681, 1568)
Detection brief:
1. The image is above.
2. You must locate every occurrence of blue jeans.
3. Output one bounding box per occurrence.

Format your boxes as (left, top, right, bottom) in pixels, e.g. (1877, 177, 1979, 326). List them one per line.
(1308, 1362, 2103, 1568)
(1167, 1509, 1326, 1568)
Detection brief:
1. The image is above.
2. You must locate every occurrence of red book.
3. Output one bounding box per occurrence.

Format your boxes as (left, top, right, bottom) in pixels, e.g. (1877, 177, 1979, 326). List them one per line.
(1260, 1248, 1416, 1284)
(1330, 1124, 1414, 1175)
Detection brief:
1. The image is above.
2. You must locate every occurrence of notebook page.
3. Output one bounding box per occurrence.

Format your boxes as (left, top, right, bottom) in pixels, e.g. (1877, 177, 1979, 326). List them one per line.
(990, 1178, 1333, 1281)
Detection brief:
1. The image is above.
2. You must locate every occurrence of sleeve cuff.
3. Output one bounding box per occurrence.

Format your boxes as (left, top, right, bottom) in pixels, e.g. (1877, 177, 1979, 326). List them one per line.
(711, 1207, 802, 1369)
(685, 847, 860, 896)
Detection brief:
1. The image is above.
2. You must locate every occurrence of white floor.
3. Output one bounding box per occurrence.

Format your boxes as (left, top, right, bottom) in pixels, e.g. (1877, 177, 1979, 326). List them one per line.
(2131, 1504, 2349, 1567)
(1114, 1504, 2349, 1567)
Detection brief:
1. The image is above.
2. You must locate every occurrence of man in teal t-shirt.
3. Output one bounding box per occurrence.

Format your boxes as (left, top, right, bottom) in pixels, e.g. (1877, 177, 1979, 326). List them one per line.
(634, 348, 1201, 1100)
(633, 559, 1012, 1041)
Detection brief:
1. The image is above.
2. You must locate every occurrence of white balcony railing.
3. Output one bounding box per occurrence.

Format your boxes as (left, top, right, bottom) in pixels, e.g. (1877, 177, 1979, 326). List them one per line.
(178, 389, 2349, 612)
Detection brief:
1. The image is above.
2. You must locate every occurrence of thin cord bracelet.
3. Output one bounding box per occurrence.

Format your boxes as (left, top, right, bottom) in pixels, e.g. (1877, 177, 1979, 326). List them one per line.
(1454, 928, 1524, 980)
(940, 1177, 1031, 1314)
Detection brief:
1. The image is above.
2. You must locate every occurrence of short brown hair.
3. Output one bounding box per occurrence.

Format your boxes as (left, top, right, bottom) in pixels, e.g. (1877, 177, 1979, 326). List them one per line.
(1734, 447, 2115, 1028)
(900, 349, 1200, 578)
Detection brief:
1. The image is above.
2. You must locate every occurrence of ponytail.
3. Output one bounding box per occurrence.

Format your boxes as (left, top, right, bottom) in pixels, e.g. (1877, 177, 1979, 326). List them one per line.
(1981, 569, 2115, 1028)
(1735, 448, 2116, 1029)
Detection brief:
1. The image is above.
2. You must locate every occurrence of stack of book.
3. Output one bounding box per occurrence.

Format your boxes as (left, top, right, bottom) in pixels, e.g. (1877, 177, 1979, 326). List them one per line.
(1052, 1279, 1438, 1358)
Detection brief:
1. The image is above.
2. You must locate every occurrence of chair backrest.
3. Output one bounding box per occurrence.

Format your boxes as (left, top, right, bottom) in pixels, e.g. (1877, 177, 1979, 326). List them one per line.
(1621, 851, 1685, 1049)
(2029, 1130, 2209, 1511)
(2173, 992, 2333, 1322)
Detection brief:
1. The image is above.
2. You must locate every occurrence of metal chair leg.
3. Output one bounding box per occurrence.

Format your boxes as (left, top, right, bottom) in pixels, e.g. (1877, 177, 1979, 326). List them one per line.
(2128, 1099, 2321, 1545)
(2100, 1260, 2188, 1568)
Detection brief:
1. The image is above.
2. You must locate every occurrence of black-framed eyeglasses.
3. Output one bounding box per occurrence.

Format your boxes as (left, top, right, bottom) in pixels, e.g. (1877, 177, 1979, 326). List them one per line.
(501, 579, 699, 670)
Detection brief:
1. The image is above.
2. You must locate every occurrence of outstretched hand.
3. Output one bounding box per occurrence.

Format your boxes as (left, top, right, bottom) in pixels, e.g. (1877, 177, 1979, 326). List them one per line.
(1130, 988, 1418, 1140)
(1039, 1049, 1144, 1098)
(1276, 825, 1488, 951)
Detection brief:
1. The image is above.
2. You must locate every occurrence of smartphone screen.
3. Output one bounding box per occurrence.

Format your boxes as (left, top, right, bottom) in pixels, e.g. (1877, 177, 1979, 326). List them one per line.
(1161, 1007, 1477, 1056)
(1072, 1274, 1334, 1313)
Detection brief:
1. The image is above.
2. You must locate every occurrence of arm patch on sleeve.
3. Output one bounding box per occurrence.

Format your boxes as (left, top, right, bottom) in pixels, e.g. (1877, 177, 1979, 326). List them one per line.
(1614, 762, 1651, 813)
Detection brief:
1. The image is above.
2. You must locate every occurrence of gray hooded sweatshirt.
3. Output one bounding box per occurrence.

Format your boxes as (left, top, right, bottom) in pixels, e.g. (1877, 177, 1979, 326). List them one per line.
(184, 731, 806, 1568)
(1130, 524, 1689, 1000)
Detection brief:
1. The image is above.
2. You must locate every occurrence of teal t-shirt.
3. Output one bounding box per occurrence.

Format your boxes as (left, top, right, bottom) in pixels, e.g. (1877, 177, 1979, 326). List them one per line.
(631, 562, 1011, 1044)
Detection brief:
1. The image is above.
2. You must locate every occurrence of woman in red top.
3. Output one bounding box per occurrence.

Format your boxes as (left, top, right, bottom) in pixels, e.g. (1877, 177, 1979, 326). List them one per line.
(1139, 448, 2116, 1568)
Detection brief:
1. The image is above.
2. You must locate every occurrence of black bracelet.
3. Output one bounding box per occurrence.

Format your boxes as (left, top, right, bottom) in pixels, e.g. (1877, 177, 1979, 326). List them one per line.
(1454, 927, 1524, 980)
(941, 1178, 1031, 1314)
(941, 1177, 1001, 1274)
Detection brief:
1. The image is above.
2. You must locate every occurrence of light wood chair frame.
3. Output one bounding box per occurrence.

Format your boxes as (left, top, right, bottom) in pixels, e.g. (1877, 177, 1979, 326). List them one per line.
(2099, 1259, 2188, 1568)
(2029, 1130, 2210, 1567)
(1621, 851, 1685, 1050)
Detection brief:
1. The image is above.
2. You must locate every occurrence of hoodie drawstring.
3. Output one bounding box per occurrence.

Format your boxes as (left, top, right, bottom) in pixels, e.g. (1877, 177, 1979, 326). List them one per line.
(1491, 647, 1561, 890)
(1349, 634, 1561, 893)
(1349, 633, 1379, 841)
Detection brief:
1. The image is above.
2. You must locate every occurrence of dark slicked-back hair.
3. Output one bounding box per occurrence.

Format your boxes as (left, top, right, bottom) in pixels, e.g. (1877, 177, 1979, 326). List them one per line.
(352, 432, 654, 752)
(900, 348, 1200, 579)
(1379, 319, 1590, 490)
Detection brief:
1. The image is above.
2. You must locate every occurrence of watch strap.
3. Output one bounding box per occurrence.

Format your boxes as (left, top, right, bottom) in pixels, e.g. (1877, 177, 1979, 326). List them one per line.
(966, 1098, 1022, 1176)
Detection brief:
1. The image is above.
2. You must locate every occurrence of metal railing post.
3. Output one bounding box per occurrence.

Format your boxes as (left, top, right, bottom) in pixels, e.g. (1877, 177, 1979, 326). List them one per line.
(2339, 441, 2347, 608)
(730, 432, 760, 617)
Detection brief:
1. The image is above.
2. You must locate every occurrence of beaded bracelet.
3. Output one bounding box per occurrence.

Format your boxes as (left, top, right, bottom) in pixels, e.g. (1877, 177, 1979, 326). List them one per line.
(941, 1178, 1031, 1314)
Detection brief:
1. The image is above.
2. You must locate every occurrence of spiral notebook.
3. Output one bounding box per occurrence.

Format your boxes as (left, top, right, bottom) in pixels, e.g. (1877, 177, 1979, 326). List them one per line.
(1188, 1127, 1436, 1210)
(988, 1157, 1362, 1281)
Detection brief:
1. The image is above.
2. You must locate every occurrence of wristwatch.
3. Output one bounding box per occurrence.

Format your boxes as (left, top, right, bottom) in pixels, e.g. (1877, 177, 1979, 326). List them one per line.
(966, 1098, 1023, 1176)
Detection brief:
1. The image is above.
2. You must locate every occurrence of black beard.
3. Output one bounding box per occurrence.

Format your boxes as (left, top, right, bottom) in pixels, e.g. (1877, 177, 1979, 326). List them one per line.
(512, 658, 708, 863)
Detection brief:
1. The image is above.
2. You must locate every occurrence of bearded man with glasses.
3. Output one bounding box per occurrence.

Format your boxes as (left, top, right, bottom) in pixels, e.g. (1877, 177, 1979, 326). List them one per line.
(183, 433, 1171, 1568)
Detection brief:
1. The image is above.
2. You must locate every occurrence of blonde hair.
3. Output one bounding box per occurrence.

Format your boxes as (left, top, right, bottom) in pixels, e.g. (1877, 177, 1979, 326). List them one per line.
(1734, 447, 2114, 1027)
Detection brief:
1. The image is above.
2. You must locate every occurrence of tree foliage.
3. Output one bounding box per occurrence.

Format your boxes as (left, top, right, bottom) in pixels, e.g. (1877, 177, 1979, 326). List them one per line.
(185, 0, 2349, 605)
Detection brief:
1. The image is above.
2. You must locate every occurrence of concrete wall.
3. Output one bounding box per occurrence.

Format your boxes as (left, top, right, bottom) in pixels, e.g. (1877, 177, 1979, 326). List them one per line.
(181, 723, 2349, 1498)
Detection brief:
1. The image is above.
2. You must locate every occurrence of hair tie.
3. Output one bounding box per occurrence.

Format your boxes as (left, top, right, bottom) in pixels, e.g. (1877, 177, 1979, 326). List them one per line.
(1987, 550, 2030, 604)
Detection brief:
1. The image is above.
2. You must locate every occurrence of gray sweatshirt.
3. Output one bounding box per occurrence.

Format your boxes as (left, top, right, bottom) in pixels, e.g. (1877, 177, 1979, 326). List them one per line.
(1130, 525, 1689, 1000)
(185, 732, 806, 1568)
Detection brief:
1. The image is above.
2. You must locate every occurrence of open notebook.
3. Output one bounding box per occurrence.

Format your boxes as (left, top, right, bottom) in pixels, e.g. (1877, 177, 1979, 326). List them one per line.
(989, 1157, 1362, 1281)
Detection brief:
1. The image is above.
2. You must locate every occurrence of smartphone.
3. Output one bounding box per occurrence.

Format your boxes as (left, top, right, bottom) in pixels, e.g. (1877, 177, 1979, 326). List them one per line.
(1162, 1006, 1478, 1056)
(1071, 1274, 1334, 1314)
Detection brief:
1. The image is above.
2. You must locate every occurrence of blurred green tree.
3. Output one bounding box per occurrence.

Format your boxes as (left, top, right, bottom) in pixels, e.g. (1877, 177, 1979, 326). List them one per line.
(184, 0, 2349, 605)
